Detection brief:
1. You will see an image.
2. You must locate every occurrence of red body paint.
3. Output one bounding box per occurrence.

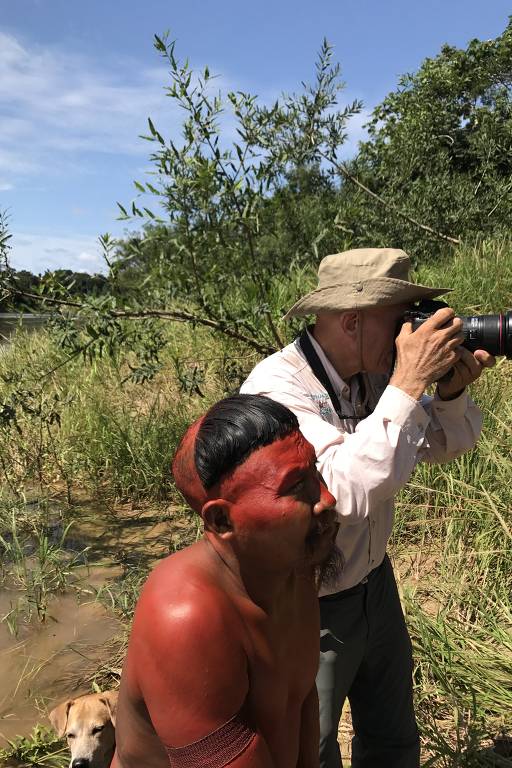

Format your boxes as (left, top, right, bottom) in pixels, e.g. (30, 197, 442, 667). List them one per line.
(112, 428, 337, 768)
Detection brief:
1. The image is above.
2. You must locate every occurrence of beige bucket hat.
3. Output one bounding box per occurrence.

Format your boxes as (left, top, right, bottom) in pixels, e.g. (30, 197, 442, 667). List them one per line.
(284, 248, 450, 319)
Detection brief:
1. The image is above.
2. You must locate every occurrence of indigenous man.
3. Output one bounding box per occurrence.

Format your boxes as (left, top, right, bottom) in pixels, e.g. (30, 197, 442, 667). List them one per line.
(112, 394, 341, 768)
(240, 248, 495, 768)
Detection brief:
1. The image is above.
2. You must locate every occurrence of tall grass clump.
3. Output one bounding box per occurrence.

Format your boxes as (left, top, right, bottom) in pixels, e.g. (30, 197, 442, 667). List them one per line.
(0, 500, 88, 630)
(392, 238, 512, 763)
(0, 321, 236, 502)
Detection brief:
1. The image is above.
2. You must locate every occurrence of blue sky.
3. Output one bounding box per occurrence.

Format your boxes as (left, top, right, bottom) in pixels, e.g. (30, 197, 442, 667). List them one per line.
(1, 0, 510, 275)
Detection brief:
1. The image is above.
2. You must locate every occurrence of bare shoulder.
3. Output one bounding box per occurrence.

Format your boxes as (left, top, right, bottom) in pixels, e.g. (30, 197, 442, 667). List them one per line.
(126, 544, 250, 746)
(132, 544, 246, 652)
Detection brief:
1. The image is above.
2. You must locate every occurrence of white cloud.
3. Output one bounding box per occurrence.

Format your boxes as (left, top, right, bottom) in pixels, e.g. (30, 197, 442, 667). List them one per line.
(0, 182, 14, 192)
(0, 31, 179, 177)
(0, 30, 372, 185)
(0, 30, 255, 199)
(9, 231, 107, 274)
(0, 146, 40, 175)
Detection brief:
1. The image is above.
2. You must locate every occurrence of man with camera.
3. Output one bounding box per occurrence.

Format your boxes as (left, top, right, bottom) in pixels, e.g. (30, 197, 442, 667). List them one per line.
(240, 248, 495, 768)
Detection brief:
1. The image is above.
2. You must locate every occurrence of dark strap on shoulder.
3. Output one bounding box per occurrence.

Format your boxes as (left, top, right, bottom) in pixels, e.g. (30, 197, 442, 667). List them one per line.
(298, 329, 368, 421)
(298, 329, 344, 419)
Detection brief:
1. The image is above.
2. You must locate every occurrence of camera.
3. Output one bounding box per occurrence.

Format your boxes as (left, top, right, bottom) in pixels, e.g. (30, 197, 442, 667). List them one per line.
(404, 299, 512, 358)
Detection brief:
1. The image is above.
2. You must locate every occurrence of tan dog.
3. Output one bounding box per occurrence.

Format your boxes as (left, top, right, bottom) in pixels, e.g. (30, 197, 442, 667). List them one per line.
(49, 690, 118, 768)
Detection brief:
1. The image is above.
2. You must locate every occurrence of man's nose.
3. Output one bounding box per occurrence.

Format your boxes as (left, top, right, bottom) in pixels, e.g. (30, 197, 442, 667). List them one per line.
(313, 481, 336, 515)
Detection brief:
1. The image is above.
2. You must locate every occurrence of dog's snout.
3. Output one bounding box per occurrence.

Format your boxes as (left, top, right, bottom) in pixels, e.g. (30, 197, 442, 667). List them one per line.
(71, 759, 90, 768)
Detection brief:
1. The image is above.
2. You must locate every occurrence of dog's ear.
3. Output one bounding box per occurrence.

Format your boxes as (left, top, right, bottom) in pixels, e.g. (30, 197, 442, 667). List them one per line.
(49, 700, 73, 737)
(100, 690, 118, 727)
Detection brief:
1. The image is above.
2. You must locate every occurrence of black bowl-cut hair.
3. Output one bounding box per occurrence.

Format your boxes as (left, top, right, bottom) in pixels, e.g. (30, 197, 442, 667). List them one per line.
(194, 394, 299, 490)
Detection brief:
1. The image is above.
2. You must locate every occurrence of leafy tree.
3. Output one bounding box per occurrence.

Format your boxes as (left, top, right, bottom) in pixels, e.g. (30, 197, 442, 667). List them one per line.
(338, 18, 512, 258)
(113, 34, 361, 353)
(7, 21, 511, 380)
(0, 37, 361, 381)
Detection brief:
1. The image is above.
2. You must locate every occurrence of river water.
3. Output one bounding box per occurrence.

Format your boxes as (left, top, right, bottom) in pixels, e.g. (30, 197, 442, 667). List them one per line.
(0, 501, 188, 746)
(0, 582, 121, 744)
(0, 314, 49, 345)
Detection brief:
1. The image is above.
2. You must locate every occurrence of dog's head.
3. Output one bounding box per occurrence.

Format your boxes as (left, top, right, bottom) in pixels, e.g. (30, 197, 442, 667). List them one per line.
(49, 690, 118, 768)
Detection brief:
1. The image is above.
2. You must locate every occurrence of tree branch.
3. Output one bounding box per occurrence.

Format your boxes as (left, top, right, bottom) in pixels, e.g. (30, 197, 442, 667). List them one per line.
(8, 287, 276, 357)
(110, 308, 276, 355)
(329, 156, 461, 245)
(4, 288, 83, 309)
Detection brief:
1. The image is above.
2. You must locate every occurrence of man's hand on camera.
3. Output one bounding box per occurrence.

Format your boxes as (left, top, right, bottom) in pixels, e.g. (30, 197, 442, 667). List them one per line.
(390, 307, 465, 401)
(436, 347, 496, 400)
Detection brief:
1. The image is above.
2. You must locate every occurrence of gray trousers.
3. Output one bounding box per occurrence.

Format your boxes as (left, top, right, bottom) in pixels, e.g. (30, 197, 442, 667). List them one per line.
(316, 555, 420, 768)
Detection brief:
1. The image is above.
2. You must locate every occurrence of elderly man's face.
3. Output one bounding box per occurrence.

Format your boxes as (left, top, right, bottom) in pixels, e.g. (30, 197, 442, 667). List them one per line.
(222, 431, 338, 571)
(359, 303, 410, 375)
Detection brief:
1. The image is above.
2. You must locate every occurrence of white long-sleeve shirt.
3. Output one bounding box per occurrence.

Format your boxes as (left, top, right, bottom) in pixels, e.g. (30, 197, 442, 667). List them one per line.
(240, 331, 482, 594)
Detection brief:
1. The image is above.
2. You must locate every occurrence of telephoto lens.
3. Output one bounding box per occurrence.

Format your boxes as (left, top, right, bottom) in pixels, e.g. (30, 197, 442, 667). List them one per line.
(458, 313, 512, 357)
(405, 300, 512, 358)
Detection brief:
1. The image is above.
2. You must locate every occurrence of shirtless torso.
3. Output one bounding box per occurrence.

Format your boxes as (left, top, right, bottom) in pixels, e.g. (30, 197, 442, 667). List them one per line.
(112, 540, 320, 768)
(111, 396, 338, 768)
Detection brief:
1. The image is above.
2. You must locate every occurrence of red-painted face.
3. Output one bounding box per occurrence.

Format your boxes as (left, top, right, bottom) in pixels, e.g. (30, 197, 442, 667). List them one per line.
(217, 431, 337, 571)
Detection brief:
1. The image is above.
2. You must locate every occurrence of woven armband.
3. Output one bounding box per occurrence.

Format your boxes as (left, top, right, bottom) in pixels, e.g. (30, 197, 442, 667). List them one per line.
(166, 711, 255, 768)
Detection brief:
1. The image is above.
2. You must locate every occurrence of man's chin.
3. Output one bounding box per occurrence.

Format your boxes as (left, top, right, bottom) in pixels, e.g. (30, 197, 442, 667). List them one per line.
(314, 544, 344, 590)
(306, 521, 339, 564)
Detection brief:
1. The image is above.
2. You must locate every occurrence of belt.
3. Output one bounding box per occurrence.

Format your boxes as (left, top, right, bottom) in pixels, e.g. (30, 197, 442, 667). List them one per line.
(319, 556, 386, 602)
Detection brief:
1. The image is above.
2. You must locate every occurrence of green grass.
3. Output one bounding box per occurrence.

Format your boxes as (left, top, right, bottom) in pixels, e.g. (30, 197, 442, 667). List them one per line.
(0, 500, 89, 629)
(0, 726, 68, 768)
(0, 320, 234, 502)
(390, 242, 512, 763)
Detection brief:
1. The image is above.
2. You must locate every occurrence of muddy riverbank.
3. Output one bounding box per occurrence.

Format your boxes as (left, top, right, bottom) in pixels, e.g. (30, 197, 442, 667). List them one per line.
(0, 498, 197, 747)
(0, 586, 121, 744)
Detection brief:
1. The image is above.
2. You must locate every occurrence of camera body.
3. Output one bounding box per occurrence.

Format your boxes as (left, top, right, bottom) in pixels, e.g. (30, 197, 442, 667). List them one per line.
(404, 299, 512, 358)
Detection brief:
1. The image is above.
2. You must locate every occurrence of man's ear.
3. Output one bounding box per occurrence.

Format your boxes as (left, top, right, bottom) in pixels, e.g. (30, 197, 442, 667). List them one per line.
(339, 310, 359, 336)
(201, 499, 234, 535)
(49, 700, 73, 737)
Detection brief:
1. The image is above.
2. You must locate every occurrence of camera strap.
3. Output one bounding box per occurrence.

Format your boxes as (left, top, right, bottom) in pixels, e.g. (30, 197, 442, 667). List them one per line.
(298, 329, 368, 421)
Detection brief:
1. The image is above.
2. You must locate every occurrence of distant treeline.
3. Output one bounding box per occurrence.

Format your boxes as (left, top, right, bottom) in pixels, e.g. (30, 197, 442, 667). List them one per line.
(2, 269, 109, 311)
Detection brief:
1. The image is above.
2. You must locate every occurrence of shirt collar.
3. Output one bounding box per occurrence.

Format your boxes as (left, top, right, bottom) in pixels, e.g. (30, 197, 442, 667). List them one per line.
(306, 328, 351, 399)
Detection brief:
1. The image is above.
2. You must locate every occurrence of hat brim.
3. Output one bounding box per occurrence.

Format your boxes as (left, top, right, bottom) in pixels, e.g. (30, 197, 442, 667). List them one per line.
(283, 278, 451, 320)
